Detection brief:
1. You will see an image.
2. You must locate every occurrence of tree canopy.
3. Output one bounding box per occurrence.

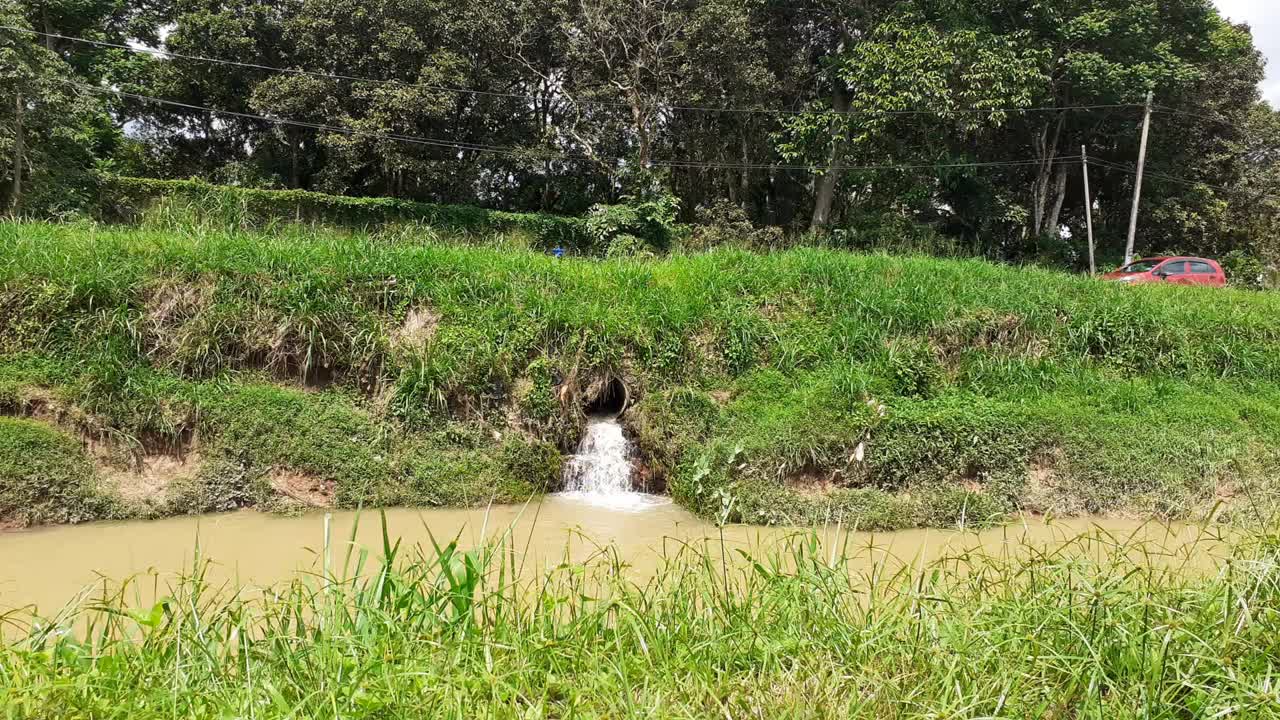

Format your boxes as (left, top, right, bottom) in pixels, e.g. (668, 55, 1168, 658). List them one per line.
(2, 0, 1277, 271)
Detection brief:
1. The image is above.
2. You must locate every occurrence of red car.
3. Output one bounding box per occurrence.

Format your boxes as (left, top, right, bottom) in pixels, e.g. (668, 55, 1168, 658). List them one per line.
(1101, 256, 1227, 287)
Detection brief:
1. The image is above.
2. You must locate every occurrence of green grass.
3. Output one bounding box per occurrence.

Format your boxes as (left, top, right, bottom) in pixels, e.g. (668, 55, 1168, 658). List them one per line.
(2, 219, 1280, 527)
(2, 517, 1279, 718)
(96, 175, 593, 252)
(0, 417, 118, 525)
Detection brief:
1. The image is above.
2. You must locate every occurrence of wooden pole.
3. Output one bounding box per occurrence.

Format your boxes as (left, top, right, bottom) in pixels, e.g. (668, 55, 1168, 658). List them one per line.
(1124, 91, 1154, 266)
(1081, 145, 1096, 276)
(10, 91, 22, 216)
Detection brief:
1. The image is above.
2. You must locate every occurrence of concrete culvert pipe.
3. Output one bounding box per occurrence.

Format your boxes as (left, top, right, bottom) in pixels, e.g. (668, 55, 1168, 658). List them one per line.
(584, 376, 629, 418)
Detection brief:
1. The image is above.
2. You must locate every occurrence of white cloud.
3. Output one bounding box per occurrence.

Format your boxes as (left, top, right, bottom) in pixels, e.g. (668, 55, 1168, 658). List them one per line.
(1214, 0, 1280, 104)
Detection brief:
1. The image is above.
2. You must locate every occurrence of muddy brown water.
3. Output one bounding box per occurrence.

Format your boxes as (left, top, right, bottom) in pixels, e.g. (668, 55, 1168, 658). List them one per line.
(0, 495, 1227, 619)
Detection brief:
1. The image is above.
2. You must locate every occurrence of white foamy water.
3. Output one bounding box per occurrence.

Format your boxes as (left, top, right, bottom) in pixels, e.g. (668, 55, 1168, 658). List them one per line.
(559, 417, 670, 511)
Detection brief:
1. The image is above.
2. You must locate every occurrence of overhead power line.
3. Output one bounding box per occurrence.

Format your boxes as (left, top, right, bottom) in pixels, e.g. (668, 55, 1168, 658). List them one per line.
(1152, 106, 1238, 124)
(1152, 106, 1265, 142)
(1089, 157, 1237, 194)
(63, 79, 1083, 173)
(1092, 157, 1280, 209)
(4, 25, 1141, 118)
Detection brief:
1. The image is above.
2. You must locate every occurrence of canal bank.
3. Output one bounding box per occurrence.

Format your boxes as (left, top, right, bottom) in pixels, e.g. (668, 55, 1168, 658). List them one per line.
(5, 221, 1280, 534)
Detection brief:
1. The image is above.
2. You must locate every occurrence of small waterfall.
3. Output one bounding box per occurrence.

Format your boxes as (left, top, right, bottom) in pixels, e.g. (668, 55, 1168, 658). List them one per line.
(560, 416, 667, 511)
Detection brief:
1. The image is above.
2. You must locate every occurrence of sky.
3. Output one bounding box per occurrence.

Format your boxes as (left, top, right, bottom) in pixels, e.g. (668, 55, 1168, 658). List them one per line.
(1215, 0, 1280, 104)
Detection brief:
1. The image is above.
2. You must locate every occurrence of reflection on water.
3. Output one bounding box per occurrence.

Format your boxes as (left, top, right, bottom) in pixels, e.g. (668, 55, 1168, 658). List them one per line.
(0, 495, 1226, 618)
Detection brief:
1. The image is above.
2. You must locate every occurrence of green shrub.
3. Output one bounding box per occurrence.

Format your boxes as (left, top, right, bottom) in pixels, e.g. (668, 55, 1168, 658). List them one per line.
(684, 200, 785, 252)
(0, 418, 116, 525)
(398, 448, 504, 507)
(631, 388, 723, 476)
(164, 457, 269, 515)
(914, 485, 1011, 528)
(868, 396, 1038, 489)
(1220, 249, 1271, 290)
(820, 210, 966, 256)
(198, 384, 390, 501)
(585, 192, 680, 254)
(605, 234, 654, 259)
(498, 438, 563, 494)
(883, 339, 945, 399)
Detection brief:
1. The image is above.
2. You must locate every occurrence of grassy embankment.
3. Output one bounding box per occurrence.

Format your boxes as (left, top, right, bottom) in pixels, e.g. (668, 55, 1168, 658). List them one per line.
(2, 214, 1280, 529)
(1, 516, 1278, 717)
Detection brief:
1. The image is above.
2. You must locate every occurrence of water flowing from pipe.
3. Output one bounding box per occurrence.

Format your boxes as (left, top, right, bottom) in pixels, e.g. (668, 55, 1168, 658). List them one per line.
(560, 416, 668, 511)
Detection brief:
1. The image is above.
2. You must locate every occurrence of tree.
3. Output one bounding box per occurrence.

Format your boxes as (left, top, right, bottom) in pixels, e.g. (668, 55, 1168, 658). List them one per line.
(10, 0, 1272, 267)
(775, 0, 1268, 260)
(662, 0, 778, 217)
(778, 1, 1044, 233)
(563, 0, 688, 173)
(1, 3, 108, 214)
(1216, 102, 1280, 284)
(117, 0, 288, 183)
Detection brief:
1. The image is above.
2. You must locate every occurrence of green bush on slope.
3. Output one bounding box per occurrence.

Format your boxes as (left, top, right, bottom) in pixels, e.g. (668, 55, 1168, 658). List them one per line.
(0, 417, 118, 525)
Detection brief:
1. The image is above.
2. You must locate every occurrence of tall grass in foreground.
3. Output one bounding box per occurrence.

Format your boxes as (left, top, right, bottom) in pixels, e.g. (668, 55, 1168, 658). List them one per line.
(2, 516, 1278, 718)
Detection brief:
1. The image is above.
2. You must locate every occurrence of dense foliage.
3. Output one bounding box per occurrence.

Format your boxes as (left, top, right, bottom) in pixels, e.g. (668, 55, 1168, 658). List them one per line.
(2, 220, 1279, 528)
(1, 0, 1279, 272)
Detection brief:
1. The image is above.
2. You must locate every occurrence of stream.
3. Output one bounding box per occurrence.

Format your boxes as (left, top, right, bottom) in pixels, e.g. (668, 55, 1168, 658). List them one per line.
(0, 500, 1222, 618)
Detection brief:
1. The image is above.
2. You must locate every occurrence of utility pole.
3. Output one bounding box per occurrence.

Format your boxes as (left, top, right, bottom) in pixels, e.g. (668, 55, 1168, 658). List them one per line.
(10, 92, 22, 216)
(1081, 146, 1096, 276)
(1124, 91, 1154, 266)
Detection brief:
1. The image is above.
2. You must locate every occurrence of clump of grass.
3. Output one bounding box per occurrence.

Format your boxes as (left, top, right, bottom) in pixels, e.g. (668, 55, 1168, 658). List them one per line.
(2, 516, 1278, 717)
(2, 219, 1280, 528)
(0, 417, 119, 525)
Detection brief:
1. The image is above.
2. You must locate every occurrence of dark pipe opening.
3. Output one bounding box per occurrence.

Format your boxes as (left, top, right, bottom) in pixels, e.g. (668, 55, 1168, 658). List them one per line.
(584, 377, 628, 417)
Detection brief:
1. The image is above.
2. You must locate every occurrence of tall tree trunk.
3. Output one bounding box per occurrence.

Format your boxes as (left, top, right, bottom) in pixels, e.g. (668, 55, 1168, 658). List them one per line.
(542, 158, 553, 211)
(1031, 114, 1065, 236)
(289, 131, 300, 189)
(539, 88, 553, 211)
(10, 92, 22, 215)
(628, 90, 653, 169)
(809, 83, 851, 233)
(739, 131, 751, 212)
(41, 8, 54, 50)
(765, 168, 777, 225)
(724, 147, 738, 207)
(1045, 164, 1068, 238)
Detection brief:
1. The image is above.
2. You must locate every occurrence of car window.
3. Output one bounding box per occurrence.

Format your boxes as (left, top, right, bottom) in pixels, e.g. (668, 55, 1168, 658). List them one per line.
(1119, 260, 1161, 273)
(1189, 261, 1216, 274)
(1159, 261, 1188, 275)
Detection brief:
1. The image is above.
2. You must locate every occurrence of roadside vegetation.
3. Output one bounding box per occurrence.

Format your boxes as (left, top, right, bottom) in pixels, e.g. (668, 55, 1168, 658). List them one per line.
(6, 0, 1280, 281)
(3, 217, 1279, 529)
(2, 515, 1278, 718)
